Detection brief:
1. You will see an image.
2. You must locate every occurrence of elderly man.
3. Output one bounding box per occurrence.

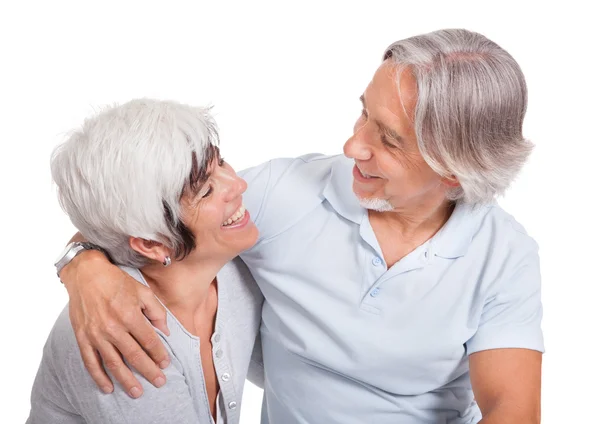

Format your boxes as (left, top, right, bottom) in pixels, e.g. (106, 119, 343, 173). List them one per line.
(57, 29, 543, 423)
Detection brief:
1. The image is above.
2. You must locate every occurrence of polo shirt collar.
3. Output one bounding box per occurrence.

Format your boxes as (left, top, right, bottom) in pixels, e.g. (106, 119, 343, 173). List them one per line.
(322, 156, 365, 225)
(429, 201, 493, 259)
(322, 155, 493, 260)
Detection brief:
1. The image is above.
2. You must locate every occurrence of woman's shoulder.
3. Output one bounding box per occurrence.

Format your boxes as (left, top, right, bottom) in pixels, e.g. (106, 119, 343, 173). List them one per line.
(217, 258, 263, 339)
(218, 257, 263, 303)
(42, 305, 82, 368)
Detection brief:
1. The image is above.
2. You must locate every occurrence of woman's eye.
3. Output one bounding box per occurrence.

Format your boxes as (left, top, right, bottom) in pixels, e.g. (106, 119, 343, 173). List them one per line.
(361, 109, 368, 118)
(219, 157, 225, 167)
(202, 186, 213, 198)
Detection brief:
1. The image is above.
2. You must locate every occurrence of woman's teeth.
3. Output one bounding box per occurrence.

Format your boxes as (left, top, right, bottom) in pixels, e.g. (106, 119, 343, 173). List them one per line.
(222, 205, 246, 226)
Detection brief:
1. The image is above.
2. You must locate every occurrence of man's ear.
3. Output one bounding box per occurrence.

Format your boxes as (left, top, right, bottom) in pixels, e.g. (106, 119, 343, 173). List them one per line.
(441, 175, 460, 187)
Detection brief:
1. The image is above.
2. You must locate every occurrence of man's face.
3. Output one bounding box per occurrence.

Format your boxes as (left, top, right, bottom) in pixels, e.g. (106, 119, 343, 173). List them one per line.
(343, 61, 450, 211)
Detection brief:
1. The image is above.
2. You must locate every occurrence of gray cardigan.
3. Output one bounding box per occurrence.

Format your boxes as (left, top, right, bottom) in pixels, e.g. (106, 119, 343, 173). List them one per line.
(27, 257, 264, 424)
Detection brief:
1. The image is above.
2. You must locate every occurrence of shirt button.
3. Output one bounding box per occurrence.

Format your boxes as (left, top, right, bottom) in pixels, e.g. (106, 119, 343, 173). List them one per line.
(212, 333, 221, 343)
(221, 373, 231, 382)
(228, 401, 237, 410)
(215, 349, 223, 358)
(372, 257, 382, 266)
(370, 288, 381, 297)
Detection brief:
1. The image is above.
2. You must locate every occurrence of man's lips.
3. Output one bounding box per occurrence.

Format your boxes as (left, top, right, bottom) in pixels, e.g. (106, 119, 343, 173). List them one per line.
(353, 164, 381, 182)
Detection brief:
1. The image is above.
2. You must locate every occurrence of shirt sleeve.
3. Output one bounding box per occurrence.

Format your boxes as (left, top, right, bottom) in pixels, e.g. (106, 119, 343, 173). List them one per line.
(238, 154, 332, 243)
(466, 242, 544, 356)
(238, 157, 297, 241)
(29, 306, 203, 424)
(237, 160, 273, 228)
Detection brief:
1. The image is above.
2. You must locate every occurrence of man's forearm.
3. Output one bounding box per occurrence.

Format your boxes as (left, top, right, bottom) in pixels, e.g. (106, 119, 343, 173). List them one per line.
(479, 407, 540, 424)
(59, 232, 109, 287)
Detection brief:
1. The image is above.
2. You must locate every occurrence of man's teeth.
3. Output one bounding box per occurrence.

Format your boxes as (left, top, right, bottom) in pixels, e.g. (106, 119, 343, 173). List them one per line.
(359, 168, 374, 179)
(222, 205, 246, 226)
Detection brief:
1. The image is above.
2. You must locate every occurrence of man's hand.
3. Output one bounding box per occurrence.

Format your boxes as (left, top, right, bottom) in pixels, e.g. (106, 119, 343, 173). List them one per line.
(60, 248, 171, 398)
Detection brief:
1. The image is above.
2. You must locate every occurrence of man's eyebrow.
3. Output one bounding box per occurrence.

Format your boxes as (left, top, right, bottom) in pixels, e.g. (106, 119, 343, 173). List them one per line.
(359, 94, 404, 144)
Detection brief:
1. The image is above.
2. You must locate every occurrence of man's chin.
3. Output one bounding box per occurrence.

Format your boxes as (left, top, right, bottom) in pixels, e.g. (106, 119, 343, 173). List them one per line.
(358, 197, 394, 212)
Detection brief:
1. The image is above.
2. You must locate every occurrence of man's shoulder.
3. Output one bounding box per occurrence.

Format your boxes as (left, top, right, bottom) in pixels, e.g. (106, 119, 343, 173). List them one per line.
(479, 204, 538, 251)
(243, 154, 344, 240)
(467, 204, 540, 280)
(259, 153, 341, 189)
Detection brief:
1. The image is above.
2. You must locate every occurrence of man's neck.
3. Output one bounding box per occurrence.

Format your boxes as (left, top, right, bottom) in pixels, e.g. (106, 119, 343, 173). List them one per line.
(369, 198, 455, 241)
(368, 198, 455, 267)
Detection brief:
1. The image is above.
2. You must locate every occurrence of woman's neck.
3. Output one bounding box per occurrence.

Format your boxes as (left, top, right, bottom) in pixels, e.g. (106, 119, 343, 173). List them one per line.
(139, 258, 225, 314)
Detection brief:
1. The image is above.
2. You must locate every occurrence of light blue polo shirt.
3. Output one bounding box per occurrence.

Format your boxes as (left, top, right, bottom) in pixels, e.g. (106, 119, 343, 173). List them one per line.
(239, 154, 544, 424)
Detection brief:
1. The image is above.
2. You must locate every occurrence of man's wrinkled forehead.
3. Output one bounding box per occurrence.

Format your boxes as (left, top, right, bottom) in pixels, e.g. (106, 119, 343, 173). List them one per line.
(363, 61, 418, 135)
(366, 61, 418, 118)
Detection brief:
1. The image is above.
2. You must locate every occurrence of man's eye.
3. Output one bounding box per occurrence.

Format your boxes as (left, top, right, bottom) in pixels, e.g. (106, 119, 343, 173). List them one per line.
(381, 134, 396, 148)
(218, 157, 225, 167)
(361, 109, 368, 118)
(202, 186, 213, 198)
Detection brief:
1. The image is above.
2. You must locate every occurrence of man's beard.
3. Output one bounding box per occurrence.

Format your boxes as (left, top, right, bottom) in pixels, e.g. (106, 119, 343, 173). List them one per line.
(358, 197, 394, 212)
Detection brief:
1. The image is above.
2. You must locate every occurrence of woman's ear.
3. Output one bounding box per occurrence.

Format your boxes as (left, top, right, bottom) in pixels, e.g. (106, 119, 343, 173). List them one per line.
(129, 237, 169, 263)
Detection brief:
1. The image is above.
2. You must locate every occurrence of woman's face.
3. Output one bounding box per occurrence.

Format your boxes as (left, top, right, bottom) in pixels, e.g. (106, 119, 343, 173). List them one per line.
(179, 155, 258, 263)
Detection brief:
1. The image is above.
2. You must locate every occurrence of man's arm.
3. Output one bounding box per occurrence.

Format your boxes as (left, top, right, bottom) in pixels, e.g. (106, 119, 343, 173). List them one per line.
(59, 232, 171, 397)
(470, 348, 542, 423)
(465, 235, 544, 423)
(246, 332, 264, 389)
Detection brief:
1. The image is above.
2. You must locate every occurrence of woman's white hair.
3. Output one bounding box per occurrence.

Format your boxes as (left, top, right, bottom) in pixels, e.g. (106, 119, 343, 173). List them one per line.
(51, 99, 219, 267)
(384, 28, 533, 204)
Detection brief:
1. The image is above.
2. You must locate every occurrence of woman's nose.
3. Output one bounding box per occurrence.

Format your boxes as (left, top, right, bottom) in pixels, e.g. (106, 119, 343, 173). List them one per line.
(218, 169, 247, 203)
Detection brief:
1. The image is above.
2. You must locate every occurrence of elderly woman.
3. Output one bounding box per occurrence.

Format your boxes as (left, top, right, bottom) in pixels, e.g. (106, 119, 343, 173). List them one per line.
(28, 100, 264, 423)
(54, 29, 543, 423)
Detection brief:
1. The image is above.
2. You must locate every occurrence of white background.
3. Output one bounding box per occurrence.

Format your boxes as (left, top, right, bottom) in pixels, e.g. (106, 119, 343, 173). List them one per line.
(1, 1, 598, 422)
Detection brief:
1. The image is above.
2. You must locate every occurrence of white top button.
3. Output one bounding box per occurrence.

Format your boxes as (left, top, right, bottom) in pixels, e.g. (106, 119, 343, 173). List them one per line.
(228, 401, 237, 409)
(372, 257, 382, 266)
(221, 373, 230, 382)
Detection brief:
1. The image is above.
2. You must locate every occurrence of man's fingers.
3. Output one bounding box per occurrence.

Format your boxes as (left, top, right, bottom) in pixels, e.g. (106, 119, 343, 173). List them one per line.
(140, 289, 170, 336)
(97, 342, 144, 399)
(79, 341, 114, 394)
(113, 330, 167, 389)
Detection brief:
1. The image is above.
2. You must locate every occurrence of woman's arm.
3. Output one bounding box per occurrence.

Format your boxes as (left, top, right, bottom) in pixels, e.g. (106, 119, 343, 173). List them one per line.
(59, 232, 171, 397)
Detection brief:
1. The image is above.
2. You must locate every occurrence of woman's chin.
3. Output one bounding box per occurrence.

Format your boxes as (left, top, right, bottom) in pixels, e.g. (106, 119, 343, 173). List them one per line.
(225, 221, 259, 257)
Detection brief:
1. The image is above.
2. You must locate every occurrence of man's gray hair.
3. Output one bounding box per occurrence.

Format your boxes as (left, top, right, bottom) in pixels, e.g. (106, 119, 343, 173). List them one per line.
(384, 29, 533, 204)
(51, 99, 219, 267)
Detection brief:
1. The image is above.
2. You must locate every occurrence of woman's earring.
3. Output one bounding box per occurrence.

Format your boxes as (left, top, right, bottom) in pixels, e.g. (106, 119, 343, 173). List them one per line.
(163, 256, 171, 267)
